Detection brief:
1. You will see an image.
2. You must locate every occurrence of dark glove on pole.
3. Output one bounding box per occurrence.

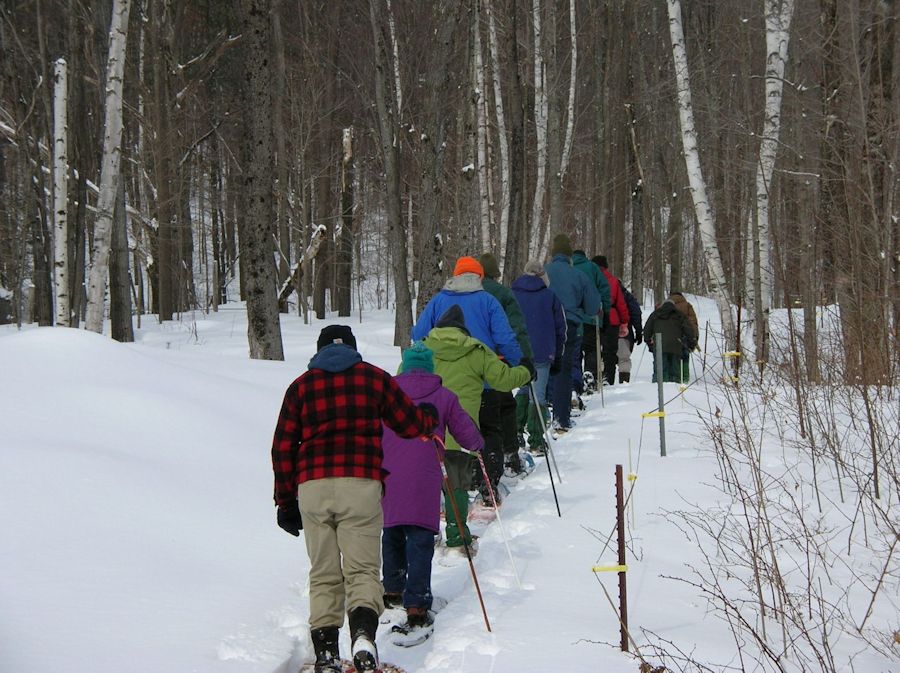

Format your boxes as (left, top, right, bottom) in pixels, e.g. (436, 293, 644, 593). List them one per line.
(277, 502, 302, 536)
(519, 357, 537, 381)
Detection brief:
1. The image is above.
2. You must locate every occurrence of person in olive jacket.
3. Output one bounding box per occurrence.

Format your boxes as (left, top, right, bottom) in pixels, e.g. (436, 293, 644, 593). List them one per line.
(423, 305, 533, 552)
(643, 300, 697, 382)
(477, 252, 534, 492)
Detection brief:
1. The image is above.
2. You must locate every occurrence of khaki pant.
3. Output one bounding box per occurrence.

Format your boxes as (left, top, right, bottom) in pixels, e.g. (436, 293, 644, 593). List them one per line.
(298, 477, 384, 628)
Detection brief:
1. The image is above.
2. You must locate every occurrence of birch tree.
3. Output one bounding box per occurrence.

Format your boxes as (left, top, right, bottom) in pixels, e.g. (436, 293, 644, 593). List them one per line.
(528, 0, 548, 258)
(84, 0, 131, 334)
(666, 0, 735, 348)
(52, 57, 69, 327)
(747, 0, 795, 369)
(474, 4, 492, 251)
(484, 0, 510, 269)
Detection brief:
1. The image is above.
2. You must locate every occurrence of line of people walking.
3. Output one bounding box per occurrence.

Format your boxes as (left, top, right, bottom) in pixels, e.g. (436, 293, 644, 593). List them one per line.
(270, 237, 700, 672)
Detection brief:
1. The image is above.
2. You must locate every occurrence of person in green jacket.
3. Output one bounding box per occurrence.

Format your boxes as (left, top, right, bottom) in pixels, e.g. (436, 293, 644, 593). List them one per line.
(424, 305, 533, 552)
(571, 250, 610, 396)
(478, 252, 534, 488)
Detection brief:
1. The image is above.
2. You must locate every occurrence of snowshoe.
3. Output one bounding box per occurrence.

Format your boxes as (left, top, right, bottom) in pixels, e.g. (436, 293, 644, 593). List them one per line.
(390, 607, 435, 648)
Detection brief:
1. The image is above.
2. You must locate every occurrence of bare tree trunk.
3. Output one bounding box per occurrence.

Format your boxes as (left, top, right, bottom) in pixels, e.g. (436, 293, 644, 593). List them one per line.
(485, 0, 510, 268)
(474, 4, 492, 251)
(503, 0, 528, 274)
(666, 0, 735, 347)
(109, 170, 133, 342)
(370, 0, 412, 346)
(416, 2, 461, 309)
(747, 0, 795, 369)
(239, 0, 284, 360)
(52, 57, 70, 327)
(528, 0, 548, 259)
(335, 128, 354, 317)
(85, 0, 131, 333)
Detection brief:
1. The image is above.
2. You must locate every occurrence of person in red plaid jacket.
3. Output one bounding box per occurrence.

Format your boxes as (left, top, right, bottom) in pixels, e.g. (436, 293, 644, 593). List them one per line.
(271, 325, 437, 673)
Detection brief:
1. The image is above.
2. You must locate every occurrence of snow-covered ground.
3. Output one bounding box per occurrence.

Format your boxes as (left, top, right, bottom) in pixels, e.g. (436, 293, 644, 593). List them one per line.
(1, 297, 896, 673)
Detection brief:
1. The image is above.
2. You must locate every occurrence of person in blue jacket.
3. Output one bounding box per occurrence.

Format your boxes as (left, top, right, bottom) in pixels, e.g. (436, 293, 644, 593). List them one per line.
(543, 234, 602, 433)
(512, 260, 566, 454)
(411, 256, 522, 366)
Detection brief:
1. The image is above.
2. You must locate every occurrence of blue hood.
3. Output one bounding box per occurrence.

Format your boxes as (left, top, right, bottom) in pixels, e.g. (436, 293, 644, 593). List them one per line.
(511, 274, 548, 293)
(308, 343, 363, 372)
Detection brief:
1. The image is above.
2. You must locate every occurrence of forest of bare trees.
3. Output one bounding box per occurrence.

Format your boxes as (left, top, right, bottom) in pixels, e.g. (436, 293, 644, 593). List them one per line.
(0, 0, 897, 379)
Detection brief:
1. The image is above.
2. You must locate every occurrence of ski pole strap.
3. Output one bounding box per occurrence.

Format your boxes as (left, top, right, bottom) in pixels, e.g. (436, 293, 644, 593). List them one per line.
(592, 564, 628, 573)
(641, 411, 665, 418)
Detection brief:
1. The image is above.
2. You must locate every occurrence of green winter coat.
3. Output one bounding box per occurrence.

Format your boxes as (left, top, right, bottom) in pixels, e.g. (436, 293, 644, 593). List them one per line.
(424, 326, 532, 449)
(481, 277, 534, 360)
(572, 252, 611, 317)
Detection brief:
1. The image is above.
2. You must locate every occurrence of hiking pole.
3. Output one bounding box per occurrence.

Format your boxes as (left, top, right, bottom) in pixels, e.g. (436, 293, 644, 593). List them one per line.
(430, 436, 492, 632)
(463, 447, 523, 590)
(596, 316, 605, 407)
(529, 381, 562, 517)
(529, 379, 562, 483)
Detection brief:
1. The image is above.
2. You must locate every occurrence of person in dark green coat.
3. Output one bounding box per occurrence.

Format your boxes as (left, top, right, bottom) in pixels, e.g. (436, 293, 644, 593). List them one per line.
(571, 250, 610, 395)
(643, 299, 697, 382)
(423, 305, 532, 551)
(478, 252, 534, 486)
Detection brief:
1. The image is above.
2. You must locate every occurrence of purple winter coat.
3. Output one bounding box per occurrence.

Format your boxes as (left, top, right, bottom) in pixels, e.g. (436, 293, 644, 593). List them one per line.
(382, 371, 484, 532)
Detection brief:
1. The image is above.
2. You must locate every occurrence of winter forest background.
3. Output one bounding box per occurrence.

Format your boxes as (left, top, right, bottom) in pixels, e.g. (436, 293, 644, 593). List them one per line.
(0, 0, 896, 377)
(1, 1, 898, 672)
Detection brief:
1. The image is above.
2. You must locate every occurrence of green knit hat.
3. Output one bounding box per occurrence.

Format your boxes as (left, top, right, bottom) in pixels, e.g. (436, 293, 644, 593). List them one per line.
(401, 341, 434, 373)
(478, 252, 501, 279)
(551, 233, 573, 257)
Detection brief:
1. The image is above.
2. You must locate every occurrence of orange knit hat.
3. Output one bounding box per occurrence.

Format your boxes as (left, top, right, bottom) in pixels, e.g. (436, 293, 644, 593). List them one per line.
(453, 256, 484, 278)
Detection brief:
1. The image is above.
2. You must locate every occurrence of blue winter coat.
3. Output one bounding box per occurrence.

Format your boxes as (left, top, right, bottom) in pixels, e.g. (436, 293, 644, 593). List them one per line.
(544, 254, 603, 325)
(511, 274, 567, 364)
(411, 273, 523, 365)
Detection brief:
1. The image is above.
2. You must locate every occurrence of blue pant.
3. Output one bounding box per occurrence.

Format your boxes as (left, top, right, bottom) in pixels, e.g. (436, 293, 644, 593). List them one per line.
(551, 321, 580, 427)
(570, 331, 584, 394)
(382, 525, 435, 610)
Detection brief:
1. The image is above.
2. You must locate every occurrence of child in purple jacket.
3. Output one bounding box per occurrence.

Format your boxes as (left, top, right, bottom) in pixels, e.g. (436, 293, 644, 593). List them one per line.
(381, 342, 484, 640)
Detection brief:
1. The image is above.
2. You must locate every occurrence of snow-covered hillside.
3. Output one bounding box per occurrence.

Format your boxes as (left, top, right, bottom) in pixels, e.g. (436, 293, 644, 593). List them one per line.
(1, 298, 895, 673)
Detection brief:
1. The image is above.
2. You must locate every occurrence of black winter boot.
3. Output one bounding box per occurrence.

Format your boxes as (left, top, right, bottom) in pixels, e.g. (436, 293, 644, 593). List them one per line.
(348, 606, 379, 672)
(619, 372, 630, 383)
(310, 626, 341, 673)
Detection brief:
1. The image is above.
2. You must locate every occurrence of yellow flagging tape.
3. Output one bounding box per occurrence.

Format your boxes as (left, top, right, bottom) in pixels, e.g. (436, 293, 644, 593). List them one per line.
(678, 385, 688, 392)
(723, 351, 742, 358)
(641, 411, 665, 418)
(627, 473, 637, 482)
(592, 564, 628, 573)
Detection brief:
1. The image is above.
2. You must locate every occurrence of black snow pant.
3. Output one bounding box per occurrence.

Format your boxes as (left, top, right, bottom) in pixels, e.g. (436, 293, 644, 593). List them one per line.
(601, 322, 619, 385)
(582, 321, 600, 388)
(478, 389, 519, 495)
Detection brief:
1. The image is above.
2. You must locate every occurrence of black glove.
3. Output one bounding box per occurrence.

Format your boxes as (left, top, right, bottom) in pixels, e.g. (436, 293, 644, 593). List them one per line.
(519, 357, 537, 382)
(549, 356, 562, 376)
(277, 502, 302, 536)
(635, 329, 643, 346)
(418, 402, 439, 425)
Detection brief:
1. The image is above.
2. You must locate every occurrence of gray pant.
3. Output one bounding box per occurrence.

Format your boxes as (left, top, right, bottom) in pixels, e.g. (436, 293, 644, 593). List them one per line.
(298, 477, 384, 628)
(617, 337, 632, 374)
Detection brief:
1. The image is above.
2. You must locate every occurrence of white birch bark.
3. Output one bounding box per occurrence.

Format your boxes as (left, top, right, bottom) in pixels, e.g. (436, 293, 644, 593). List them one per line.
(474, 7, 492, 250)
(85, 0, 131, 334)
(386, 0, 403, 118)
(748, 0, 795, 359)
(538, 0, 577, 258)
(666, 0, 735, 345)
(528, 0, 548, 258)
(485, 0, 510, 264)
(52, 57, 70, 327)
(558, 0, 577, 180)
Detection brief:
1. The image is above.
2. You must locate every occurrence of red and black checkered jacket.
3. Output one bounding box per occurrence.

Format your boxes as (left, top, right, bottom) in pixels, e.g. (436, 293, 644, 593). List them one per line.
(271, 355, 437, 509)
